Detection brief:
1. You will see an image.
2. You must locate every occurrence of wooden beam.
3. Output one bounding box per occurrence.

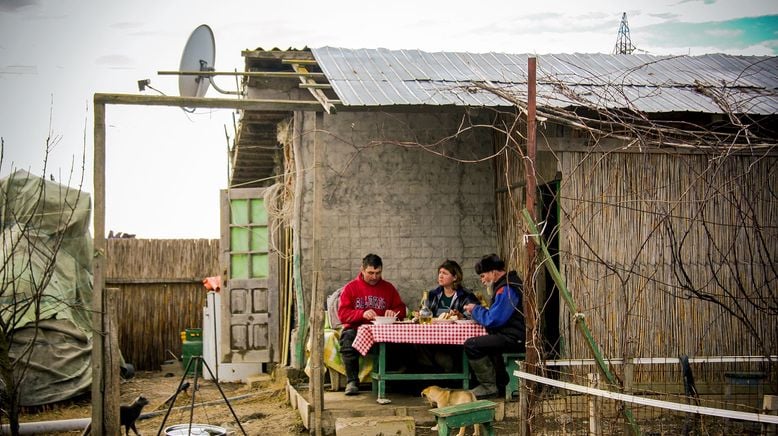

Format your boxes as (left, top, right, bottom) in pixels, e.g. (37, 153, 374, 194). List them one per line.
(93, 93, 327, 112)
(299, 83, 333, 89)
(158, 70, 326, 79)
(288, 63, 336, 114)
(281, 59, 319, 65)
(105, 278, 203, 285)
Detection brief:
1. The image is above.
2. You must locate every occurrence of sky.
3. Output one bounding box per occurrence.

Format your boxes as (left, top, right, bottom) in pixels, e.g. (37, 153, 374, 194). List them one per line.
(1, 0, 776, 239)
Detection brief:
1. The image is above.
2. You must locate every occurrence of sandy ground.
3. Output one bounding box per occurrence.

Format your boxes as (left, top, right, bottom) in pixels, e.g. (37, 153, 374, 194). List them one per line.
(17, 370, 306, 435)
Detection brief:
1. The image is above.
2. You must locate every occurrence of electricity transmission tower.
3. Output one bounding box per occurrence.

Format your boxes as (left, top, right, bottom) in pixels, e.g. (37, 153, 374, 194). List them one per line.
(613, 12, 636, 54)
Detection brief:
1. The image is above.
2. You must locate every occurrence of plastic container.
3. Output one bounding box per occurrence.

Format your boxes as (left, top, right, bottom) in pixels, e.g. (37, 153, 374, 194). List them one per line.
(181, 328, 203, 375)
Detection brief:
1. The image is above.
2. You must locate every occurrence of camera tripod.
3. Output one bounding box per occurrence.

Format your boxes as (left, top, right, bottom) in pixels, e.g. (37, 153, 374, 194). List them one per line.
(155, 355, 247, 436)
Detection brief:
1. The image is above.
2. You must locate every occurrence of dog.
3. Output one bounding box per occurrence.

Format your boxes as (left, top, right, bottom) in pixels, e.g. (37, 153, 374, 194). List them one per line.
(421, 385, 480, 436)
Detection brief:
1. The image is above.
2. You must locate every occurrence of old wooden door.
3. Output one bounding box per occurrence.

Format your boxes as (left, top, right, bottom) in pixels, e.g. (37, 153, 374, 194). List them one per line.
(219, 188, 278, 367)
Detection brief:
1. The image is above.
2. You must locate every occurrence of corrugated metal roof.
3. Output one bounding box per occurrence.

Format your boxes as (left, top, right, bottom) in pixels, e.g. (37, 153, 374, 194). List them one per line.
(311, 47, 778, 115)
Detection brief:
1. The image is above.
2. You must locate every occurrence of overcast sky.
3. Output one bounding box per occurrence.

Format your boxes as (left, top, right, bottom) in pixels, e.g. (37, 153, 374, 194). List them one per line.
(1, 0, 776, 238)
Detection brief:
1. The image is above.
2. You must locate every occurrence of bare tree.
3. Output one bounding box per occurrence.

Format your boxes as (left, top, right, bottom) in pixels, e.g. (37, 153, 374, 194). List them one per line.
(0, 135, 88, 436)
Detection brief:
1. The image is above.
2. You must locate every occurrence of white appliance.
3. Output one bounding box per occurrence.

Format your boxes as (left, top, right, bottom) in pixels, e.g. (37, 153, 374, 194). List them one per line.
(202, 291, 263, 382)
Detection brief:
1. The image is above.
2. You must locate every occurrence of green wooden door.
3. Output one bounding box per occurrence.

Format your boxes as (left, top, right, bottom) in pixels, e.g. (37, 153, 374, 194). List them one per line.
(220, 188, 278, 365)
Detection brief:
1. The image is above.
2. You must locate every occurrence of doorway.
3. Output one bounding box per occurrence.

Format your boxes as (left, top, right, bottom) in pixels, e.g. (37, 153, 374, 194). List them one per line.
(539, 181, 561, 358)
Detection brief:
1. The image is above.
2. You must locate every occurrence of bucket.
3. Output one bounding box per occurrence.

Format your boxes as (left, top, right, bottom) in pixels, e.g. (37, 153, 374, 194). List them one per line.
(164, 423, 227, 435)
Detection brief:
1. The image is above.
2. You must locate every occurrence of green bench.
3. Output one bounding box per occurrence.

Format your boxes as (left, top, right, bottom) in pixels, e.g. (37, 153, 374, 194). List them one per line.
(503, 352, 525, 401)
(429, 399, 497, 436)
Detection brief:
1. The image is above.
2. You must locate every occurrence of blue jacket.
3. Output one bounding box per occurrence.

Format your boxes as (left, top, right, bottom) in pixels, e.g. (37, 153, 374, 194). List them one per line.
(470, 271, 525, 343)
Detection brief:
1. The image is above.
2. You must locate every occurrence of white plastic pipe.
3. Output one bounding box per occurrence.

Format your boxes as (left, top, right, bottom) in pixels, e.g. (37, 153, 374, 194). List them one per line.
(0, 418, 90, 435)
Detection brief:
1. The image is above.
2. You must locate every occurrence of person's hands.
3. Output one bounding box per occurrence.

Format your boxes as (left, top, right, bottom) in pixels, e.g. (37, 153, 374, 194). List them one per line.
(450, 309, 463, 319)
(363, 309, 377, 320)
(463, 303, 475, 314)
(384, 310, 398, 318)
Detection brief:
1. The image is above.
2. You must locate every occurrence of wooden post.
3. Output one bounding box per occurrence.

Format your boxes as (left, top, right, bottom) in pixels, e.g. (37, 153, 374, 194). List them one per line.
(763, 395, 777, 436)
(91, 100, 120, 434)
(310, 273, 323, 435)
(522, 56, 539, 434)
(588, 373, 601, 436)
(106, 288, 121, 429)
(518, 361, 528, 436)
(310, 111, 325, 435)
(623, 358, 634, 435)
(292, 111, 308, 369)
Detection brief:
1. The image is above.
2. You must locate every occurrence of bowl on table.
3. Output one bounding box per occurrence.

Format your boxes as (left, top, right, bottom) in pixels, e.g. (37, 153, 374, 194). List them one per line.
(373, 316, 397, 325)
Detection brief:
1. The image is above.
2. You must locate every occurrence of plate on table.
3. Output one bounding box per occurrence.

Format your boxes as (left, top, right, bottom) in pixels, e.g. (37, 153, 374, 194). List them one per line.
(454, 319, 475, 324)
(431, 318, 456, 324)
(372, 316, 397, 325)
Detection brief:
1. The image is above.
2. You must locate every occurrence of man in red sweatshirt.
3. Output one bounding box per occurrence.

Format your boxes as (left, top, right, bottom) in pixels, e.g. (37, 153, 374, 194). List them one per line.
(337, 253, 407, 395)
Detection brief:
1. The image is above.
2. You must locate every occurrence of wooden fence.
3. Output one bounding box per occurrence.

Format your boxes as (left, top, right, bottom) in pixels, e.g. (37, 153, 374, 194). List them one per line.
(105, 238, 220, 371)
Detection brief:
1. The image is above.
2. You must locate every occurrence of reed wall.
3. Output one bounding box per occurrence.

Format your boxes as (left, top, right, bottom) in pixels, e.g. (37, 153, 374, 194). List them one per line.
(496, 124, 777, 384)
(558, 150, 777, 360)
(105, 239, 220, 371)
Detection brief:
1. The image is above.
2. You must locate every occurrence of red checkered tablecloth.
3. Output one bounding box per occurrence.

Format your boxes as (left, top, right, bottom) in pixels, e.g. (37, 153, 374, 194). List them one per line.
(351, 322, 487, 356)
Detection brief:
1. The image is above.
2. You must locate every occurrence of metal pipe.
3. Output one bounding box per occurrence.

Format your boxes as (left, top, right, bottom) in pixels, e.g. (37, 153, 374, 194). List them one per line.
(0, 393, 257, 435)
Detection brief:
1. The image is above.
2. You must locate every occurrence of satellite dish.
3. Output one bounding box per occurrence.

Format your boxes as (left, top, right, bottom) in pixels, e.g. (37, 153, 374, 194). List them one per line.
(179, 24, 215, 98)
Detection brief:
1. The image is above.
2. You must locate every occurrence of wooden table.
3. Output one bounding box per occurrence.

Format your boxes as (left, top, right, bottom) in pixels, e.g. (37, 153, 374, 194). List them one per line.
(352, 321, 487, 404)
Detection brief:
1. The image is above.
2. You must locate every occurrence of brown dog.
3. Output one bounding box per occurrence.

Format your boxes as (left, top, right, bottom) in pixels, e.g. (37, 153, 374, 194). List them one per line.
(421, 385, 480, 436)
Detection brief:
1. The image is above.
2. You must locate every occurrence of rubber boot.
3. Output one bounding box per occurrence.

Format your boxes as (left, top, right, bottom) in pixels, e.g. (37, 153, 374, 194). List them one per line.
(469, 356, 498, 398)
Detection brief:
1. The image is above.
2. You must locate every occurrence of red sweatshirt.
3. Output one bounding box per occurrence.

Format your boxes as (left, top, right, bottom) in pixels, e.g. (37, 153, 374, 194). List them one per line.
(337, 273, 407, 329)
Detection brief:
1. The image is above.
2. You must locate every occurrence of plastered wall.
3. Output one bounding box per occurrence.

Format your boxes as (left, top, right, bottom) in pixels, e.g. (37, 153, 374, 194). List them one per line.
(295, 110, 498, 308)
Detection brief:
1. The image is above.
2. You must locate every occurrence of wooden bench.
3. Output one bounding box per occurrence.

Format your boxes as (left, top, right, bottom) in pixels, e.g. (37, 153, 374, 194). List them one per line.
(429, 399, 497, 436)
(503, 352, 525, 401)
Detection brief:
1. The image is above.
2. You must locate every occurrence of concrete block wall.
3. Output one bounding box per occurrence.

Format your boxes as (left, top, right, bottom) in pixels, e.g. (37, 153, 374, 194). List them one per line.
(297, 110, 497, 308)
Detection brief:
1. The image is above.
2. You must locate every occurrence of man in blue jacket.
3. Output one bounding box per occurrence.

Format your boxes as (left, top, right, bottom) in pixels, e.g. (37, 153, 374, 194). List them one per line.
(463, 253, 526, 398)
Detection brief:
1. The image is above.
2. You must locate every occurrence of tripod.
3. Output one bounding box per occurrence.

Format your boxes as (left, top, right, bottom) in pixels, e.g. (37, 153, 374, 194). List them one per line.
(155, 355, 247, 436)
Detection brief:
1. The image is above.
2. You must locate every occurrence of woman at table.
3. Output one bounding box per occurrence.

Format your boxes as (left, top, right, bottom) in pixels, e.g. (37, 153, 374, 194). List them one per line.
(426, 259, 480, 319)
(417, 259, 480, 373)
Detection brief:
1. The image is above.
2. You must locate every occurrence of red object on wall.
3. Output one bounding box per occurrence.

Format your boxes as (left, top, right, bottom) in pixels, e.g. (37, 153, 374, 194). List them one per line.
(202, 276, 221, 292)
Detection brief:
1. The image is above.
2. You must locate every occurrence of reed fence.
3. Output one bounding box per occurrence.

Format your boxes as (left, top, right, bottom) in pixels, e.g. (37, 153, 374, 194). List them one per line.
(105, 238, 219, 371)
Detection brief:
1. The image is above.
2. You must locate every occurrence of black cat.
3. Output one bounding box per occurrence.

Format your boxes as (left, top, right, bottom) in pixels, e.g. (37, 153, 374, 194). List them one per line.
(120, 395, 149, 436)
(81, 395, 149, 436)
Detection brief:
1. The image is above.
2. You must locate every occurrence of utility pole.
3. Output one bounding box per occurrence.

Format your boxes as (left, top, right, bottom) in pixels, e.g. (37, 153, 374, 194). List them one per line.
(613, 12, 636, 54)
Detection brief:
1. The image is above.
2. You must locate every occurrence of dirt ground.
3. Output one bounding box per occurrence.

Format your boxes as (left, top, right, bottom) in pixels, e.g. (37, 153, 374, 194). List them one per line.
(17, 370, 528, 435)
(18, 370, 306, 435)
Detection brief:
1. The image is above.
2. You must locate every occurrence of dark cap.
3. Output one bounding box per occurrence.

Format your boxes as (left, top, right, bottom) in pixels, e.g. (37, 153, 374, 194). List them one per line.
(475, 253, 505, 274)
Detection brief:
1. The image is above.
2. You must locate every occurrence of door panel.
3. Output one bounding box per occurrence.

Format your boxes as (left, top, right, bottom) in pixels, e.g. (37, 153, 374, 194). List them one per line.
(220, 188, 278, 365)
